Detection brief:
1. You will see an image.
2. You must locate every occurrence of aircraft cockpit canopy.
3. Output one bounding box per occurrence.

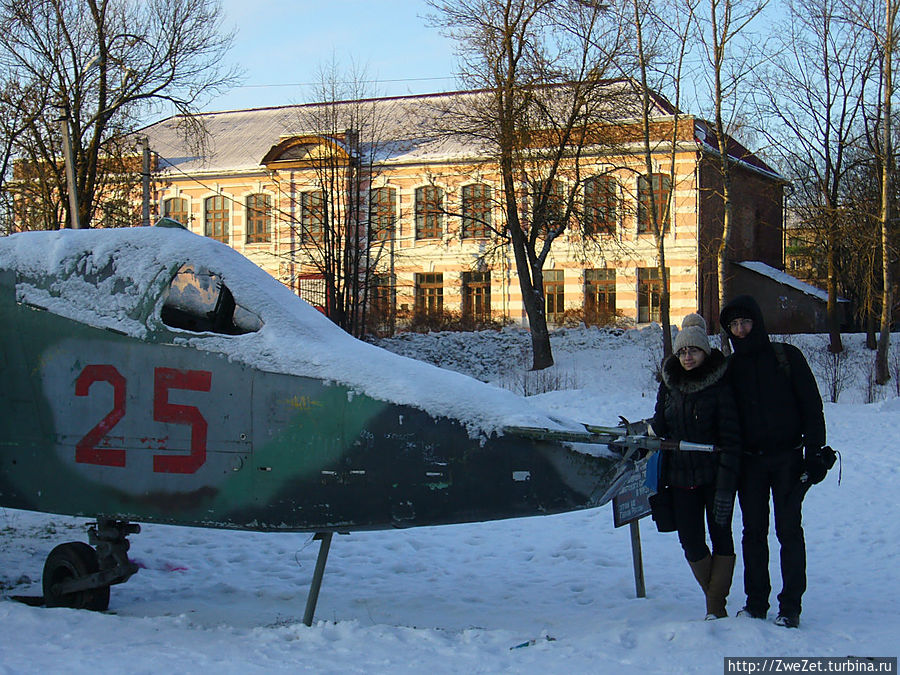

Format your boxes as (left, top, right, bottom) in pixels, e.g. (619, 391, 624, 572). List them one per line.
(161, 264, 263, 335)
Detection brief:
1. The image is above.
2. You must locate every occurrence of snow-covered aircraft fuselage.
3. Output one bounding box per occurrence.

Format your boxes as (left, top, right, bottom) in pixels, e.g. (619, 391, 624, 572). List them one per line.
(0, 222, 634, 615)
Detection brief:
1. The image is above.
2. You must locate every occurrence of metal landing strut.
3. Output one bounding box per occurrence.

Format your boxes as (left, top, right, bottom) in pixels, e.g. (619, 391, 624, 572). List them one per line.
(302, 531, 333, 627)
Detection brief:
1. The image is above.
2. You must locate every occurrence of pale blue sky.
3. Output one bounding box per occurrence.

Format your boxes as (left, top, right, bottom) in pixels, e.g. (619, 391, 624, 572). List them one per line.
(204, 0, 460, 112)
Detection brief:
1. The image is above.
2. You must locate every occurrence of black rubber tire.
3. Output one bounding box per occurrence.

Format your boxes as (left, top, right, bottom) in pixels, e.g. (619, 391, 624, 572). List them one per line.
(42, 542, 111, 611)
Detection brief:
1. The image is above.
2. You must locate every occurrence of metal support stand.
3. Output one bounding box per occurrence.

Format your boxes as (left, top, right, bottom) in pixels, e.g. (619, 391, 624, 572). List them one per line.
(303, 531, 333, 627)
(629, 520, 646, 598)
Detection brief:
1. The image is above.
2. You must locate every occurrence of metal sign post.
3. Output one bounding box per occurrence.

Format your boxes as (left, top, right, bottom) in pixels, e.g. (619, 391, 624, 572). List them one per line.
(628, 520, 646, 598)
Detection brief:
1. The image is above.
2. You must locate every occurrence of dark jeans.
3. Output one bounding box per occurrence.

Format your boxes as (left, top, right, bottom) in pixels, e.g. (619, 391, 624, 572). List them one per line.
(672, 483, 734, 563)
(738, 449, 806, 617)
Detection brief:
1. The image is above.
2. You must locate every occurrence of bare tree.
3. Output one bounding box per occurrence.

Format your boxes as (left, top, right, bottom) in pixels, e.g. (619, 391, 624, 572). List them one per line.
(692, 0, 768, 347)
(626, 0, 697, 357)
(0, 75, 48, 232)
(837, 0, 900, 381)
(874, 0, 897, 383)
(0, 0, 238, 230)
(273, 59, 392, 337)
(837, 152, 882, 346)
(750, 0, 876, 354)
(426, 0, 631, 370)
(0, 78, 43, 193)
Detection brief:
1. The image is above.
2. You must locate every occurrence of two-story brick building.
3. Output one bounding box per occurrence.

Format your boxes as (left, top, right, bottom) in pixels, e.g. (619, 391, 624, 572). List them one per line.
(139, 85, 785, 332)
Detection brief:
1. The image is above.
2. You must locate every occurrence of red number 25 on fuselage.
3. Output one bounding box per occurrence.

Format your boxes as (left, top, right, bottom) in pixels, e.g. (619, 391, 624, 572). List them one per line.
(74, 365, 212, 474)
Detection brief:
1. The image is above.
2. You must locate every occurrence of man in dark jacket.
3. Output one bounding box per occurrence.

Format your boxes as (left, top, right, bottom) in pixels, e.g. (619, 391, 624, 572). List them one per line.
(719, 295, 826, 629)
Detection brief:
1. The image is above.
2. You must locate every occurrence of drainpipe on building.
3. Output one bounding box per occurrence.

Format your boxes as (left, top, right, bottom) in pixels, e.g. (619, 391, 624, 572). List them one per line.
(290, 170, 297, 293)
(782, 183, 794, 271)
(695, 156, 702, 318)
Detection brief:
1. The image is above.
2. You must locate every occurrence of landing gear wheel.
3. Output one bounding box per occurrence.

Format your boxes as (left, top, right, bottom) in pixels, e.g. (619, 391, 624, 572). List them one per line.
(42, 542, 111, 611)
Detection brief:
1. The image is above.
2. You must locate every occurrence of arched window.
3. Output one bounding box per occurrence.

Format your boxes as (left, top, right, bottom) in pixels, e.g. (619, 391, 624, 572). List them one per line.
(163, 197, 189, 227)
(245, 194, 271, 243)
(204, 195, 229, 243)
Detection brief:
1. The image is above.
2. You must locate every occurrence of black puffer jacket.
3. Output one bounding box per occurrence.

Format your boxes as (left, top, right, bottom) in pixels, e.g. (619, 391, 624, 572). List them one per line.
(652, 349, 742, 491)
(719, 295, 825, 455)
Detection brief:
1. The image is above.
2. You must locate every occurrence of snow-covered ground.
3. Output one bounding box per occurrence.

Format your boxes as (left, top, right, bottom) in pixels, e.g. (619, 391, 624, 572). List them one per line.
(2, 326, 898, 674)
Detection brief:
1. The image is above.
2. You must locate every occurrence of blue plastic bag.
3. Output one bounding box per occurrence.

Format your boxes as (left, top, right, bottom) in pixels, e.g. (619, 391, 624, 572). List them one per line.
(644, 451, 661, 492)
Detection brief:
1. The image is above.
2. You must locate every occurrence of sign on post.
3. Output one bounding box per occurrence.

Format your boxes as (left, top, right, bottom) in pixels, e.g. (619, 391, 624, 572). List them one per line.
(612, 458, 652, 528)
(612, 458, 653, 599)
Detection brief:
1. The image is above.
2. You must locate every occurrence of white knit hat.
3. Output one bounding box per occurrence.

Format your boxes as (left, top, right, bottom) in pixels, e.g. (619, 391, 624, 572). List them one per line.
(673, 313, 711, 355)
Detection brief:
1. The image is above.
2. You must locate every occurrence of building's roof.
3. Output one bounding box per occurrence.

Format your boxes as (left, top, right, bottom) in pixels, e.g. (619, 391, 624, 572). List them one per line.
(143, 95, 443, 174)
(693, 120, 784, 182)
(139, 82, 728, 177)
(736, 260, 847, 303)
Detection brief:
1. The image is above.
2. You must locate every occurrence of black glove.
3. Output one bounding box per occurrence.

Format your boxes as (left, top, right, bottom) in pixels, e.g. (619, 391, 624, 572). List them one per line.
(712, 489, 734, 528)
(804, 447, 829, 484)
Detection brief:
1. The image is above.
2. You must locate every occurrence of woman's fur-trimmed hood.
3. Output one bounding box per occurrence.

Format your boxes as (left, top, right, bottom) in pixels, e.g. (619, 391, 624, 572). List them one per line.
(661, 348, 728, 394)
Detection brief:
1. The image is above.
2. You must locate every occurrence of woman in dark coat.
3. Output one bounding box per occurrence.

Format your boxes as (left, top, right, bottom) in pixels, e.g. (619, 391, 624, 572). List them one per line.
(651, 313, 742, 619)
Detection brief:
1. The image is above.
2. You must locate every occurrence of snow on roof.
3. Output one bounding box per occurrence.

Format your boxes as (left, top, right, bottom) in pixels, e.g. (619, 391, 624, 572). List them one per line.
(144, 98, 447, 174)
(0, 226, 581, 439)
(141, 82, 663, 174)
(735, 260, 846, 303)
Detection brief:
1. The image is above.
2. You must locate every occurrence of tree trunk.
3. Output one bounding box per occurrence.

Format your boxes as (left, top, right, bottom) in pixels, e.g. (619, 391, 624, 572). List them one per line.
(867, 311, 878, 349)
(499, 134, 554, 370)
(510, 228, 554, 371)
(826, 232, 844, 352)
(866, 281, 877, 349)
(876, 0, 894, 385)
(529, 312, 554, 371)
(659, 255, 672, 359)
(717, 221, 732, 356)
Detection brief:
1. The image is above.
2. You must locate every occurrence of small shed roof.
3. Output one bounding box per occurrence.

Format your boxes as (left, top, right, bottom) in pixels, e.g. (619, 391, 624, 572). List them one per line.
(735, 261, 847, 303)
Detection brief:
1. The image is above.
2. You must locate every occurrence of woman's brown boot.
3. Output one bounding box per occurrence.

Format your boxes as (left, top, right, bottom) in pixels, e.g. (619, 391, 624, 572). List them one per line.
(688, 555, 712, 596)
(705, 554, 736, 619)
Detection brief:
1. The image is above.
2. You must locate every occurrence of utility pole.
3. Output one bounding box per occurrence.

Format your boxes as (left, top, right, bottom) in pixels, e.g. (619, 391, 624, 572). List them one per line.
(58, 107, 80, 229)
(140, 137, 151, 227)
